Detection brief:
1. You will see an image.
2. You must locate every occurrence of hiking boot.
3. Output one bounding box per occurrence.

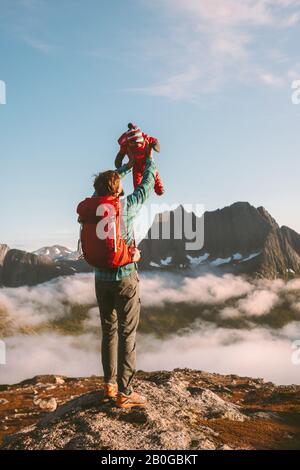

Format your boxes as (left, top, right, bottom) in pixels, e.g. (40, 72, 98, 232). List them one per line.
(116, 390, 147, 409)
(103, 383, 118, 399)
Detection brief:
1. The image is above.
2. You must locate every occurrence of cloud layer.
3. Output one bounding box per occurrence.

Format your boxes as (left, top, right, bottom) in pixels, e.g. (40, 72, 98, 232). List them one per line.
(1, 272, 300, 332)
(2, 322, 300, 385)
(1, 272, 300, 384)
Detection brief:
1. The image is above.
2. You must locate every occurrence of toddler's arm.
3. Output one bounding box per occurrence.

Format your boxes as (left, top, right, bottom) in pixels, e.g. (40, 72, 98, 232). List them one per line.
(115, 148, 126, 168)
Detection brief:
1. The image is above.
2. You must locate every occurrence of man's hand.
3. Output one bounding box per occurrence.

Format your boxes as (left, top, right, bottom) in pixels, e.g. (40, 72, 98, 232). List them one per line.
(132, 247, 141, 262)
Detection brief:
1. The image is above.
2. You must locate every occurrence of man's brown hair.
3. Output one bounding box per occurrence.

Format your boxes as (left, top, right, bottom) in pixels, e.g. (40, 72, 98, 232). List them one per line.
(93, 170, 120, 196)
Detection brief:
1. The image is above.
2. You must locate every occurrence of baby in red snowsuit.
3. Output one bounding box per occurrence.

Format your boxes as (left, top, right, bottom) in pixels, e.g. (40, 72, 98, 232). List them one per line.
(115, 123, 164, 196)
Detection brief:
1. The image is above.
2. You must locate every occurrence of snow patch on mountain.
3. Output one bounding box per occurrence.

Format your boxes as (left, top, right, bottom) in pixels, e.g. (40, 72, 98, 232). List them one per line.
(33, 245, 77, 261)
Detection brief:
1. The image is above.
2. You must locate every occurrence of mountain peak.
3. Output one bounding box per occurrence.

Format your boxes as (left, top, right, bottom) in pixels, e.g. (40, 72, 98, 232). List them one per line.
(227, 201, 252, 210)
(256, 206, 279, 229)
(33, 245, 76, 261)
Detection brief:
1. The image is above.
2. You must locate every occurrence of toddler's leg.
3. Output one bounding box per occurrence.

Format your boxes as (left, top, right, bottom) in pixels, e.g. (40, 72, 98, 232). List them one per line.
(132, 165, 143, 189)
(154, 171, 164, 196)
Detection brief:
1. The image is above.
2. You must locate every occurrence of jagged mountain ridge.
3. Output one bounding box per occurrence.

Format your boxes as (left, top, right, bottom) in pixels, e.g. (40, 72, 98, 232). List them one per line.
(139, 201, 300, 278)
(1, 201, 300, 287)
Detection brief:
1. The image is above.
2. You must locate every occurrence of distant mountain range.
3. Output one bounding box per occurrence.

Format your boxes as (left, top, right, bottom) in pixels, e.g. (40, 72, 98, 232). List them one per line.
(32, 245, 78, 261)
(1, 201, 300, 287)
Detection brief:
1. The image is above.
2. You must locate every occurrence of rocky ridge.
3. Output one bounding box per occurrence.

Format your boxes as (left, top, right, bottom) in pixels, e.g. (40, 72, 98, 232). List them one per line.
(1, 369, 300, 450)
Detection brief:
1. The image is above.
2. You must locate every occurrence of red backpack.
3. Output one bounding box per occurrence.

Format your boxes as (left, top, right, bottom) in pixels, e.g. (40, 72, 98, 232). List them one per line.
(77, 195, 134, 269)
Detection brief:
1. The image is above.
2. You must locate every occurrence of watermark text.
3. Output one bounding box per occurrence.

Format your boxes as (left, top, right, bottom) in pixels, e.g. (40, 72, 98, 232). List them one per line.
(291, 80, 300, 104)
(0, 80, 6, 105)
(0, 340, 6, 365)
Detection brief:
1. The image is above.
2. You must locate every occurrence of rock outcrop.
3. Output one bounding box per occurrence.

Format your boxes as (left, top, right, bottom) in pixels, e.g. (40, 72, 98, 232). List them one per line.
(1, 369, 300, 450)
(1, 249, 92, 287)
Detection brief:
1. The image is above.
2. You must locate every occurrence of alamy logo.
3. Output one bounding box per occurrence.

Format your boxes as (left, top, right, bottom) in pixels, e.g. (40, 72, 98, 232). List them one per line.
(291, 80, 300, 105)
(95, 203, 205, 251)
(0, 80, 6, 104)
(0, 340, 6, 365)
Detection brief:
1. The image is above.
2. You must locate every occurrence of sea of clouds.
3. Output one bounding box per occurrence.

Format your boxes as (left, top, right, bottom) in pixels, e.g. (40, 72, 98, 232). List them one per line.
(1, 272, 300, 384)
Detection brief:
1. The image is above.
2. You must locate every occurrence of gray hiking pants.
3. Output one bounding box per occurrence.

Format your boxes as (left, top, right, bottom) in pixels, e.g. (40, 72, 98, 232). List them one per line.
(95, 270, 141, 394)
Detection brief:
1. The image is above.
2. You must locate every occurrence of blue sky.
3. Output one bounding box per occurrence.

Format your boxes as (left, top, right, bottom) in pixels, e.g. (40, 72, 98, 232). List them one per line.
(0, 0, 300, 251)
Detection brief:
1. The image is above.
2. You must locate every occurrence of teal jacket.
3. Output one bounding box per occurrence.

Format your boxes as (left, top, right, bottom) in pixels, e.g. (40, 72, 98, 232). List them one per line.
(95, 157, 156, 281)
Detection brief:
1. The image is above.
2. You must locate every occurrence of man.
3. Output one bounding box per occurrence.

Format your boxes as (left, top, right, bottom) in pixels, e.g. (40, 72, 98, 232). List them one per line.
(93, 143, 156, 409)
